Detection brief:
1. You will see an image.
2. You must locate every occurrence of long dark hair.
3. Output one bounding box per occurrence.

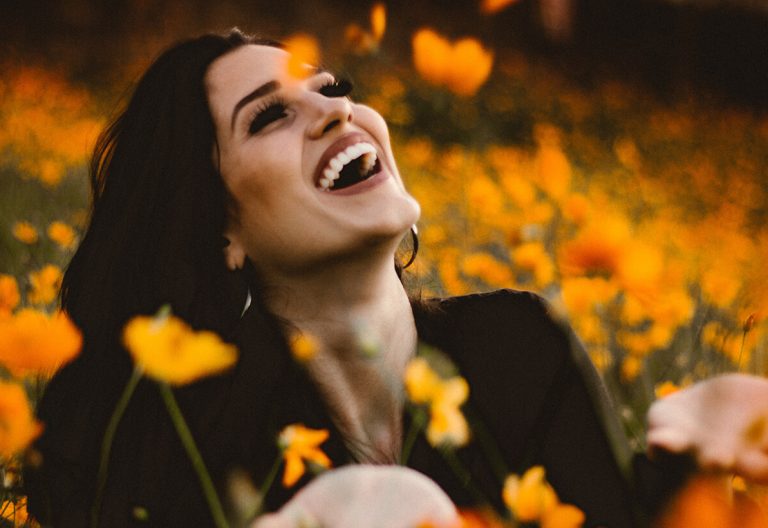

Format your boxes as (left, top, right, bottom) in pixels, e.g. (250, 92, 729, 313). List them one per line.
(28, 30, 274, 521)
(63, 30, 268, 364)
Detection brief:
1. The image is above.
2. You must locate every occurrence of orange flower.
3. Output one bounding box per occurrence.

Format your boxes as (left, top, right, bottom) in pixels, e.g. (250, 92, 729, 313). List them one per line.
(283, 33, 319, 80)
(28, 264, 63, 305)
(502, 466, 558, 522)
(541, 503, 585, 528)
(412, 29, 493, 97)
(404, 357, 470, 447)
(47, 220, 77, 249)
(0, 382, 43, 458)
(0, 275, 20, 318)
(0, 309, 82, 376)
(11, 221, 38, 244)
(278, 424, 331, 487)
(123, 311, 238, 386)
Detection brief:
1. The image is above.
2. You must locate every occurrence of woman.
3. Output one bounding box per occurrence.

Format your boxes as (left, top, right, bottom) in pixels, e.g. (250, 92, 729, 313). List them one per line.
(25, 29, 768, 527)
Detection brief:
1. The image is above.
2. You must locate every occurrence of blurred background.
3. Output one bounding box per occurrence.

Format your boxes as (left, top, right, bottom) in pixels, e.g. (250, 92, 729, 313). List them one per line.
(1, 0, 767, 446)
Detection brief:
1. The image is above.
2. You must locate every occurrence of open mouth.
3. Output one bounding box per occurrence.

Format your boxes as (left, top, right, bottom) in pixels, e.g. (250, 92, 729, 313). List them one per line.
(317, 141, 382, 191)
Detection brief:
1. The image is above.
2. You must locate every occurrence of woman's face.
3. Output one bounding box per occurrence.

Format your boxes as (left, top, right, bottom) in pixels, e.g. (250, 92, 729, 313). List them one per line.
(205, 44, 420, 275)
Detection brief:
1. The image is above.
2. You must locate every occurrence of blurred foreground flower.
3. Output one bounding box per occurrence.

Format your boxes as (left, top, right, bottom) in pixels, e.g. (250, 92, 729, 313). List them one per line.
(0, 309, 81, 376)
(278, 424, 332, 487)
(283, 33, 320, 79)
(47, 220, 77, 249)
(502, 466, 584, 527)
(27, 264, 63, 305)
(412, 28, 493, 97)
(405, 356, 470, 447)
(0, 275, 20, 318)
(0, 382, 43, 459)
(344, 3, 386, 54)
(122, 310, 238, 385)
(11, 222, 38, 245)
(0, 496, 36, 527)
(658, 475, 768, 527)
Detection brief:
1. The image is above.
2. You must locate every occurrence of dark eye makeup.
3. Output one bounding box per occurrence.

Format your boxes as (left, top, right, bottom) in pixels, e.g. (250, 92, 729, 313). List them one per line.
(246, 77, 354, 136)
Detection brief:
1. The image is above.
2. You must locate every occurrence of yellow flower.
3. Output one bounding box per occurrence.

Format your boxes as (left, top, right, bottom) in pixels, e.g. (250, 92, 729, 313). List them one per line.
(512, 242, 555, 287)
(0, 309, 82, 376)
(12, 221, 38, 244)
(0, 275, 20, 318)
(122, 312, 238, 385)
(404, 357, 470, 447)
(278, 424, 331, 487)
(462, 253, 514, 288)
(283, 33, 319, 80)
(541, 503, 585, 528)
(426, 377, 470, 447)
(0, 496, 34, 527)
(653, 381, 680, 399)
(404, 357, 442, 404)
(502, 466, 558, 522)
(290, 332, 318, 362)
(412, 28, 493, 96)
(47, 220, 77, 249)
(28, 264, 63, 305)
(0, 382, 43, 458)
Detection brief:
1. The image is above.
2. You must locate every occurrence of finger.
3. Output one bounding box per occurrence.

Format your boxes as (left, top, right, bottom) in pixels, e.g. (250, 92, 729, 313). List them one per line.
(646, 427, 694, 454)
(697, 444, 737, 471)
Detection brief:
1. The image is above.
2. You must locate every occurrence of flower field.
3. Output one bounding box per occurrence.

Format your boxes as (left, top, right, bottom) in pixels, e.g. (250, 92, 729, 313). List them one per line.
(1, 2, 767, 525)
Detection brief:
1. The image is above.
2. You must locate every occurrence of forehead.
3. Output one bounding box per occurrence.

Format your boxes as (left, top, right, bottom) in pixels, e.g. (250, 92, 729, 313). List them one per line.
(205, 44, 289, 117)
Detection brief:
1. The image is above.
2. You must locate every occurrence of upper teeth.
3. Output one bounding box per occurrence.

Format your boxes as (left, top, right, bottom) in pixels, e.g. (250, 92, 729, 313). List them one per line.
(319, 142, 378, 190)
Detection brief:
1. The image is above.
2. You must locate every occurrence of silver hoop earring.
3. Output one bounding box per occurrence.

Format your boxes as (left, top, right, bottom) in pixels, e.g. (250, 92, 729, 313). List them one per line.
(403, 225, 419, 269)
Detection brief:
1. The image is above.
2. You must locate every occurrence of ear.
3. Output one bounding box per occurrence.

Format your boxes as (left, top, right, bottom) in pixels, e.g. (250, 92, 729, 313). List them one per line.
(222, 232, 247, 271)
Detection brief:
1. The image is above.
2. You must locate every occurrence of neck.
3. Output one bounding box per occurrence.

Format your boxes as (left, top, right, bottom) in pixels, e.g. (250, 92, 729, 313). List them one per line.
(256, 248, 417, 463)
(261, 249, 416, 364)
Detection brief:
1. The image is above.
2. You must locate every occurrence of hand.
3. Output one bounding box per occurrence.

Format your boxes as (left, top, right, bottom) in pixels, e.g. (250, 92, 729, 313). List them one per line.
(251, 465, 460, 528)
(647, 373, 768, 482)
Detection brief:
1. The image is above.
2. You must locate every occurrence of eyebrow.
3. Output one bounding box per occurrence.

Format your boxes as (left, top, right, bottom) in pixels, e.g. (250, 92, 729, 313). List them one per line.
(230, 80, 280, 132)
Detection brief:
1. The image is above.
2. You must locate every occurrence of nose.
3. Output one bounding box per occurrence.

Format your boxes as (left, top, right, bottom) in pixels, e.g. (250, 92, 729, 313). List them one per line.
(307, 96, 353, 139)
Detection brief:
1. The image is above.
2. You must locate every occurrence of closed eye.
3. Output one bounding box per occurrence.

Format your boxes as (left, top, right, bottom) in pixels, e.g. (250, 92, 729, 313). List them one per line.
(248, 98, 288, 135)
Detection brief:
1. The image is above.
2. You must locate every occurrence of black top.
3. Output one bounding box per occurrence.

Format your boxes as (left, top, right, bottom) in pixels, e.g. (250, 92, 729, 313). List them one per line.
(27, 289, 690, 526)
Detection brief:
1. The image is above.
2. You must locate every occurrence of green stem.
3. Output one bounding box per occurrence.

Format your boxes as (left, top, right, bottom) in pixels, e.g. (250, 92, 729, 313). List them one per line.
(438, 446, 489, 506)
(246, 454, 283, 520)
(91, 367, 142, 527)
(159, 383, 229, 528)
(400, 406, 427, 466)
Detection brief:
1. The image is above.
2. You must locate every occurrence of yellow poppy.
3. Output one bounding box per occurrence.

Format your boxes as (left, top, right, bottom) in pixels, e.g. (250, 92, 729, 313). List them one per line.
(0, 275, 20, 318)
(122, 312, 238, 386)
(502, 466, 557, 522)
(283, 33, 319, 80)
(47, 220, 77, 249)
(0, 382, 43, 458)
(0, 309, 82, 377)
(278, 424, 331, 487)
(28, 264, 63, 305)
(412, 28, 493, 97)
(11, 221, 38, 245)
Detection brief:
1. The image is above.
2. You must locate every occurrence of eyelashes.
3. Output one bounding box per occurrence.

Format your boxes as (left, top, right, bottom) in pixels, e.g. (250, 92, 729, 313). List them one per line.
(247, 78, 353, 136)
(318, 78, 353, 98)
(248, 96, 288, 135)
